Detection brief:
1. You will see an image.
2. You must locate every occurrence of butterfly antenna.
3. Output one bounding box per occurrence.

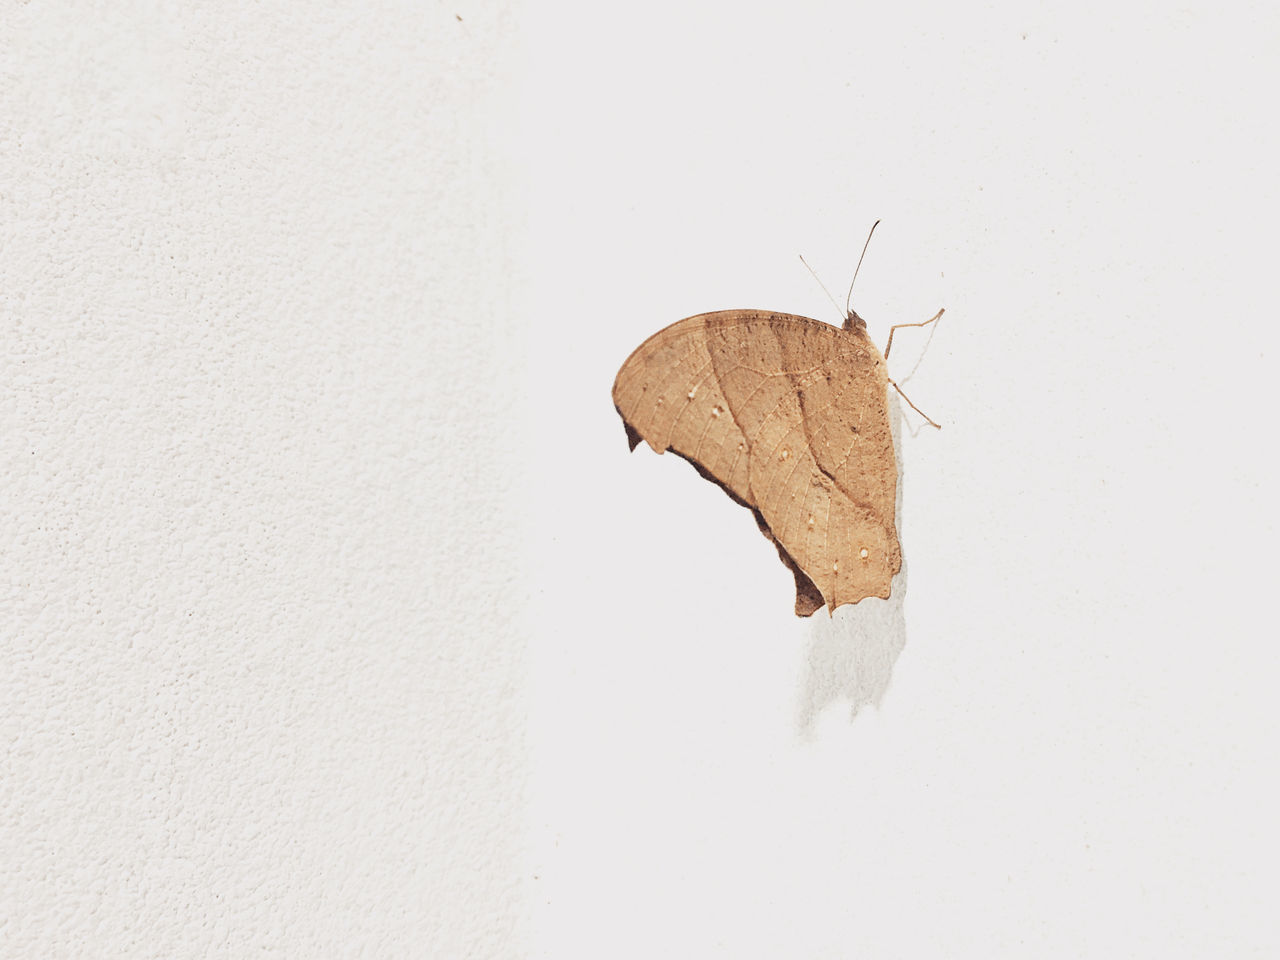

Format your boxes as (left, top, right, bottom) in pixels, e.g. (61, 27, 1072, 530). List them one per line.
(798, 254, 845, 322)
(845, 219, 881, 315)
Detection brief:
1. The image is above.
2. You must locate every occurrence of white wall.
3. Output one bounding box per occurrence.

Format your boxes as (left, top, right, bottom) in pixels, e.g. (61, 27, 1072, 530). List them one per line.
(5, 1, 1279, 958)
(526, 1, 1280, 958)
(2, 2, 525, 957)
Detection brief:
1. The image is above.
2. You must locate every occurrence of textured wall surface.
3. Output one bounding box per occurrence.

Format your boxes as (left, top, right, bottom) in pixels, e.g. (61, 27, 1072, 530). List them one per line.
(2, 3, 525, 956)
(8, 1, 1280, 957)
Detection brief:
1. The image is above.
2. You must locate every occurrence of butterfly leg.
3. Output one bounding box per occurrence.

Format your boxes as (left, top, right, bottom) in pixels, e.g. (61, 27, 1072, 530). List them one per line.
(888, 379, 941, 429)
(883, 308, 944, 360)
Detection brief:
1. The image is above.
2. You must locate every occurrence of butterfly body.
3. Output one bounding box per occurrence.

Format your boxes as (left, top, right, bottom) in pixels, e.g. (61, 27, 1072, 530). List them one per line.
(613, 309, 900, 616)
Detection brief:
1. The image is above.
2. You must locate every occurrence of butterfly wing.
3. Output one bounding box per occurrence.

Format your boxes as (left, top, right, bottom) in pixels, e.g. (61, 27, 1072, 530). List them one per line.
(701, 313, 902, 609)
(613, 310, 900, 614)
(612, 313, 754, 503)
(613, 312, 827, 613)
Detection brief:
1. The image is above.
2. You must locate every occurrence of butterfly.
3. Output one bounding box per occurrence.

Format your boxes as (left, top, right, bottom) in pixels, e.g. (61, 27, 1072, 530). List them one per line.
(612, 228, 941, 615)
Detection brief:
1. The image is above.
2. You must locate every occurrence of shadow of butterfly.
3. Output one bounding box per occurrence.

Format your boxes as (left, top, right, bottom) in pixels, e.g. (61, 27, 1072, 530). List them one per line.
(612, 300, 941, 616)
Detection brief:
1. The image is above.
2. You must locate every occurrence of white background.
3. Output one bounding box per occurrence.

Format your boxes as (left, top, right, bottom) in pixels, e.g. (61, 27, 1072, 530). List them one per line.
(525, 1, 1279, 958)
(2, 0, 1277, 957)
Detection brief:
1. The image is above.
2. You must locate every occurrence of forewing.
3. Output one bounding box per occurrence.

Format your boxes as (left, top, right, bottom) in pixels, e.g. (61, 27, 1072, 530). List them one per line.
(612, 314, 753, 504)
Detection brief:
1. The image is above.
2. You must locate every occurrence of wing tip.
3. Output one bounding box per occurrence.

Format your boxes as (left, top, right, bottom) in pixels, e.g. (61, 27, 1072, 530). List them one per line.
(622, 419, 642, 452)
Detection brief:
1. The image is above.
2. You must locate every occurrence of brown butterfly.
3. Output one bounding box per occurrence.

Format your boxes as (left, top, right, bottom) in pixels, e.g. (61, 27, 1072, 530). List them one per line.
(612, 227, 941, 615)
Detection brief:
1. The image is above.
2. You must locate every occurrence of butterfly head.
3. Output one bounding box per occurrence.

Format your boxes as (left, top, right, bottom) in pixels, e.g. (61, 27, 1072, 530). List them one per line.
(843, 308, 867, 333)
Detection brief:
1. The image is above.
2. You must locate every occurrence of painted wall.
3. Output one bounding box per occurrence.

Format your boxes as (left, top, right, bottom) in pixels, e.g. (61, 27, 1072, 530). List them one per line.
(2, 3, 525, 956)
(5, 1, 1279, 958)
(525, 1, 1279, 958)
